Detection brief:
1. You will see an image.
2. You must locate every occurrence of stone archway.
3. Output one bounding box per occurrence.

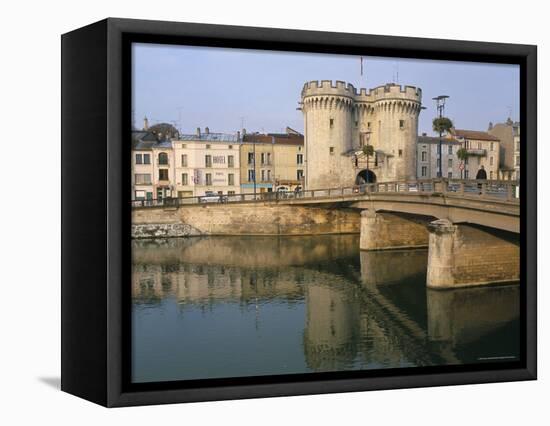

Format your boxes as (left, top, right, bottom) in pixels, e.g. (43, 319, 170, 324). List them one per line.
(356, 169, 377, 185)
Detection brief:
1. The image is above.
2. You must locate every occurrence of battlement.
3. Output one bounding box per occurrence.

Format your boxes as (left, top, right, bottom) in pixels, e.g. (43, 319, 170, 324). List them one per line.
(365, 83, 422, 103)
(301, 80, 357, 98)
(302, 80, 421, 104)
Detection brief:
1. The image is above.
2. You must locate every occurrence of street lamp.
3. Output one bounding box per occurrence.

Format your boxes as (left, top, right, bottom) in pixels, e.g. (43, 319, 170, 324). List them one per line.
(364, 130, 372, 183)
(433, 95, 449, 178)
(253, 140, 257, 199)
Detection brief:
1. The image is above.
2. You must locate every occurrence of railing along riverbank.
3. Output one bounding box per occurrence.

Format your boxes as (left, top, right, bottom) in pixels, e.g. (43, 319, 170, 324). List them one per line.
(131, 178, 520, 208)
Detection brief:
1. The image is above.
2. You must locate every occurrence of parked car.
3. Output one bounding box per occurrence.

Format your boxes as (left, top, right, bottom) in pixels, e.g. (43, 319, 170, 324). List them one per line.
(200, 191, 226, 203)
(407, 183, 419, 192)
(276, 186, 291, 199)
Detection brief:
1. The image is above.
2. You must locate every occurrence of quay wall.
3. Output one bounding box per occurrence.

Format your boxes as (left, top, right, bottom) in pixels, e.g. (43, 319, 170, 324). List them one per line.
(132, 203, 360, 238)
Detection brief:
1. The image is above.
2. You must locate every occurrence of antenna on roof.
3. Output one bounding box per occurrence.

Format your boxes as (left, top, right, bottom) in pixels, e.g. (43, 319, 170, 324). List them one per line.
(396, 63, 399, 84)
(176, 107, 184, 133)
(360, 56, 367, 86)
(392, 62, 399, 84)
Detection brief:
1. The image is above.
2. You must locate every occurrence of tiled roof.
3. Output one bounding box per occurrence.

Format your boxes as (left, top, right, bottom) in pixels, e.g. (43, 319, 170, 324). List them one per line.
(418, 135, 461, 144)
(132, 130, 173, 150)
(243, 134, 272, 144)
(243, 132, 304, 145)
(453, 129, 500, 142)
(177, 132, 239, 142)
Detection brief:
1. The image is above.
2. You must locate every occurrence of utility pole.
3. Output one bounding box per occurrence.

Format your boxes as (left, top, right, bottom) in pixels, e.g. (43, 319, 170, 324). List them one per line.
(176, 107, 185, 134)
(433, 95, 449, 178)
(253, 140, 257, 199)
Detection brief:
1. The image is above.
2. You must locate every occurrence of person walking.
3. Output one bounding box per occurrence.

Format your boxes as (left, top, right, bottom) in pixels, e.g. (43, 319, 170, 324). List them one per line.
(476, 165, 487, 194)
(476, 165, 487, 180)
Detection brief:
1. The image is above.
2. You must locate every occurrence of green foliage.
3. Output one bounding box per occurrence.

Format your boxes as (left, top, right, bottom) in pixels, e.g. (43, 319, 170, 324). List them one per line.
(457, 147, 469, 161)
(362, 144, 374, 157)
(432, 117, 454, 134)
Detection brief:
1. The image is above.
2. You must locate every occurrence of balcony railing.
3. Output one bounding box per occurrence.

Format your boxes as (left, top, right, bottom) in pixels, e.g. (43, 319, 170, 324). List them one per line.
(466, 148, 486, 156)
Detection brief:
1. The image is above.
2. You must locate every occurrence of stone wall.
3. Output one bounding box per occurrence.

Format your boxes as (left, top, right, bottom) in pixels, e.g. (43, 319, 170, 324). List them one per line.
(132, 223, 202, 239)
(132, 203, 360, 238)
(359, 211, 429, 250)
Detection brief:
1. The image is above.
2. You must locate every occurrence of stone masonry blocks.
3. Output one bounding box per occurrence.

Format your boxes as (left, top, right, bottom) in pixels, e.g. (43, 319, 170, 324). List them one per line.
(359, 210, 429, 251)
(426, 219, 520, 289)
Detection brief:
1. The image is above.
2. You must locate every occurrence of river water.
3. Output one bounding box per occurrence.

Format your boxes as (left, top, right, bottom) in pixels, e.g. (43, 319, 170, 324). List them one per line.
(131, 235, 520, 383)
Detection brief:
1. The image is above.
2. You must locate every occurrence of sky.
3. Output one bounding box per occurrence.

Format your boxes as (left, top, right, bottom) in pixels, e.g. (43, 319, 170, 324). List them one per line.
(132, 43, 519, 137)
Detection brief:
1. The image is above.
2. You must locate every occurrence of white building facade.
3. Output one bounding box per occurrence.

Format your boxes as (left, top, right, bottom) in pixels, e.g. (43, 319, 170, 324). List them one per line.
(173, 128, 241, 197)
(416, 135, 463, 179)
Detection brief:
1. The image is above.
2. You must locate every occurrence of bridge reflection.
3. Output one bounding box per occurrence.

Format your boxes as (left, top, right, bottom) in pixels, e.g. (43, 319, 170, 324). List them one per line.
(132, 235, 519, 374)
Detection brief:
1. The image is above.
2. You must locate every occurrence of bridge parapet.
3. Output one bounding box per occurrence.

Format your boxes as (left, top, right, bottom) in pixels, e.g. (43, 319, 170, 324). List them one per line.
(131, 179, 520, 209)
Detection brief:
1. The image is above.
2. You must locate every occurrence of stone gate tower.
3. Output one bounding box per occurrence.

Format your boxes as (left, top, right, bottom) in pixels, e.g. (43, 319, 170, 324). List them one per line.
(301, 81, 422, 190)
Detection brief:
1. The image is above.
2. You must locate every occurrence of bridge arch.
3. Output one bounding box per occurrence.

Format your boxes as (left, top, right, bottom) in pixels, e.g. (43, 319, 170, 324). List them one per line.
(356, 169, 376, 185)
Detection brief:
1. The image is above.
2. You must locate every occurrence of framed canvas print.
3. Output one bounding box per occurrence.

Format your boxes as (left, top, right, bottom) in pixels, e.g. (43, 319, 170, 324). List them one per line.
(61, 18, 537, 407)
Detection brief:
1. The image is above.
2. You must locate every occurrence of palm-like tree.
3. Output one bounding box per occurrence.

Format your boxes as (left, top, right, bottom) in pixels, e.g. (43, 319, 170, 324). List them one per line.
(362, 144, 374, 183)
(432, 117, 454, 134)
(432, 117, 454, 178)
(457, 147, 469, 179)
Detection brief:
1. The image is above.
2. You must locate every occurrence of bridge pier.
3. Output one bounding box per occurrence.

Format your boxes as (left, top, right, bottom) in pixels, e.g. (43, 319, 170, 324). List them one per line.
(360, 210, 429, 251)
(426, 219, 520, 289)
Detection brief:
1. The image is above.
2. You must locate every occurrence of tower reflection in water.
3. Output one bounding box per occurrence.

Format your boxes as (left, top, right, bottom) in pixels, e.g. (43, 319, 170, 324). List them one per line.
(131, 235, 519, 383)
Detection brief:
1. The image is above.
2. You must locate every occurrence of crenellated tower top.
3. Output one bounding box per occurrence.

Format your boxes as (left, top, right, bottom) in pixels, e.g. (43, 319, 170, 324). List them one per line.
(301, 81, 422, 107)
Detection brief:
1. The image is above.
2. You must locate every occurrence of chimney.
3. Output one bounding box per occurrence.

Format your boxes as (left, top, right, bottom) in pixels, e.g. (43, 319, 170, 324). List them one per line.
(196, 127, 201, 137)
(488, 122, 493, 131)
(205, 127, 210, 135)
(143, 116, 149, 130)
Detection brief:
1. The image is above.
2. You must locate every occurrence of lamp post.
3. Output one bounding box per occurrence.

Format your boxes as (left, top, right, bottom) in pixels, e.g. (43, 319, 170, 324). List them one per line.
(365, 130, 372, 183)
(433, 95, 449, 178)
(253, 141, 257, 199)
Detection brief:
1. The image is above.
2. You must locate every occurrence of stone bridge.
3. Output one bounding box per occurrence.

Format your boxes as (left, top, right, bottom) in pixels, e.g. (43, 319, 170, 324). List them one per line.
(132, 179, 520, 289)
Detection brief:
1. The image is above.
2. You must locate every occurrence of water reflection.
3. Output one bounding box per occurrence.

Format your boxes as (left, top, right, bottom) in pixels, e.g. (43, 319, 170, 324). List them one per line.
(132, 235, 520, 383)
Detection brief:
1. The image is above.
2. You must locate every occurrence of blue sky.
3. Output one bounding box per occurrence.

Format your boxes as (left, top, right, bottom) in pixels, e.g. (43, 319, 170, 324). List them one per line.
(132, 43, 519, 136)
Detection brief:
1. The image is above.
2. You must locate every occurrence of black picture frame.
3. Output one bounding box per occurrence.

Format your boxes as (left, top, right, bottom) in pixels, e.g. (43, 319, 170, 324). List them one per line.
(61, 17, 537, 407)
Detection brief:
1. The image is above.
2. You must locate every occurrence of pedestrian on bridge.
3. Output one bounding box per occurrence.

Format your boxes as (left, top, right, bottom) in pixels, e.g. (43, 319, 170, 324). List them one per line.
(476, 165, 487, 194)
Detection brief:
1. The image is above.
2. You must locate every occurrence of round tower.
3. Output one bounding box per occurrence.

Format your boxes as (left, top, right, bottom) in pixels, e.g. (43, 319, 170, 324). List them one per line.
(370, 84, 422, 181)
(301, 80, 356, 190)
(301, 81, 422, 189)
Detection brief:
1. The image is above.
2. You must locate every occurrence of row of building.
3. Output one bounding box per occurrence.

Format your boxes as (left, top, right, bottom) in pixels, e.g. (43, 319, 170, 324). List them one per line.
(132, 118, 519, 201)
(416, 121, 520, 182)
(132, 125, 305, 201)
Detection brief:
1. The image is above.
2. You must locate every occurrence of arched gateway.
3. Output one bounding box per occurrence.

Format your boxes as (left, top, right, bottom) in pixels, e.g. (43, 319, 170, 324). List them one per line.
(356, 169, 377, 185)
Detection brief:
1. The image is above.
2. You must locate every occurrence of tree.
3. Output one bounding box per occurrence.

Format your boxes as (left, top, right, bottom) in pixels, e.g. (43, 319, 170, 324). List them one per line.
(457, 147, 469, 179)
(362, 144, 375, 184)
(432, 117, 454, 134)
(148, 123, 179, 140)
(362, 144, 374, 157)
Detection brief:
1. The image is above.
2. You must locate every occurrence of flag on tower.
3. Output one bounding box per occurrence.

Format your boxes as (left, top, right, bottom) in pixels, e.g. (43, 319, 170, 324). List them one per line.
(360, 56, 363, 76)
